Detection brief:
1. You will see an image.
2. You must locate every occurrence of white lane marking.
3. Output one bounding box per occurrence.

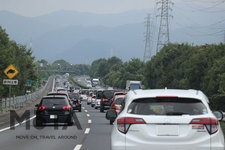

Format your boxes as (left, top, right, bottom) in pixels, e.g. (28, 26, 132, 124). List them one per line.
(73, 144, 82, 150)
(84, 128, 90, 134)
(84, 110, 88, 113)
(82, 107, 85, 109)
(88, 119, 92, 124)
(87, 114, 90, 117)
(0, 115, 36, 133)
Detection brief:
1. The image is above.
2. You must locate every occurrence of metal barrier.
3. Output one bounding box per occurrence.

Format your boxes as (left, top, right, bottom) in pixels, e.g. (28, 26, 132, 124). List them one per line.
(0, 78, 50, 113)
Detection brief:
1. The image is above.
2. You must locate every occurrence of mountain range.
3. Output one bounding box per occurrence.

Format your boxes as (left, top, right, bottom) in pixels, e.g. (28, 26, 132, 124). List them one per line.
(0, 2, 224, 64)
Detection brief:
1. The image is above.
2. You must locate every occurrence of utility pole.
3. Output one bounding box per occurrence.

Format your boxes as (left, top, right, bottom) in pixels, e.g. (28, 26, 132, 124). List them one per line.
(156, 0, 173, 53)
(143, 14, 153, 62)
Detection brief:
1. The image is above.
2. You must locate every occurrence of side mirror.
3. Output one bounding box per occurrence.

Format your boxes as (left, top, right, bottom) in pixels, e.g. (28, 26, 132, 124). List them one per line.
(35, 104, 39, 107)
(106, 110, 117, 120)
(213, 111, 223, 121)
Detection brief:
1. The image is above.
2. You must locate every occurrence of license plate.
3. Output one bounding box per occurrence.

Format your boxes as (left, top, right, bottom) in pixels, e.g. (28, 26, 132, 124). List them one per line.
(157, 125, 179, 136)
(50, 115, 57, 119)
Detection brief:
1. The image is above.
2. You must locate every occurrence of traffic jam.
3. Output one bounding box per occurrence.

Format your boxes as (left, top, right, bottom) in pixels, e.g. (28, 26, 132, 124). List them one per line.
(34, 75, 224, 150)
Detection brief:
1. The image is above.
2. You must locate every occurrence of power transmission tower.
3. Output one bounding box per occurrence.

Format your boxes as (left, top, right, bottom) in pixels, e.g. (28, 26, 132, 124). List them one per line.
(143, 14, 153, 62)
(156, 0, 173, 53)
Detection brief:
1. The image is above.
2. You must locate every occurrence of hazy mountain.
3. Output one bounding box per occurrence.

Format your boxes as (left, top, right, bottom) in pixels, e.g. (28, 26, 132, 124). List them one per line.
(0, 2, 224, 64)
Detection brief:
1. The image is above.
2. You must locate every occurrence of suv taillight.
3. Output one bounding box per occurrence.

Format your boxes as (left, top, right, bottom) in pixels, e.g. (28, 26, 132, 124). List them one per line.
(111, 104, 116, 110)
(190, 118, 218, 134)
(117, 117, 146, 134)
(63, 105, 71, 111)
(38, 106, 45, 111)
(102, 98, 108, 102)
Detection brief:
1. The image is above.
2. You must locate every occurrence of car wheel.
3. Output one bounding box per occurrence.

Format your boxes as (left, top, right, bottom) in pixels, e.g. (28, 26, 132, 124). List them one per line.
(68, 117, 73, 126)
(100, 106, 104, 112)
(110, 120, 114, 125)
(36, 119, 42, 126)
(95, 107, 97, 109)
(79, 108, 81, 112)
(91, 104, 94, 107)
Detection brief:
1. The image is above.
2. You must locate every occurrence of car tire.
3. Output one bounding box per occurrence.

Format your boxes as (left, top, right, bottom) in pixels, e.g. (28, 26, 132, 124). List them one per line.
(36, 119, 42, 126)
(100, 106, 104, 112)
(79, 108, 81, 112)
(110, 120, 114, 125)
(91, 104, 94, 107)
(95, 107, 97, 109)
(68, 117, 73, 126)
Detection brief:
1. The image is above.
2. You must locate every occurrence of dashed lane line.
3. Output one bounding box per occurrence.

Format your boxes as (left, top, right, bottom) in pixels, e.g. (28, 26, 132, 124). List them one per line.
(73, 144, 82, 150)
(84, 128, 90, 134)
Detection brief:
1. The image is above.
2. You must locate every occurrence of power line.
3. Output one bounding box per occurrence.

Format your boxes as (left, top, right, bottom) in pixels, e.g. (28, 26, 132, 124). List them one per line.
(156, 0, 173, 53)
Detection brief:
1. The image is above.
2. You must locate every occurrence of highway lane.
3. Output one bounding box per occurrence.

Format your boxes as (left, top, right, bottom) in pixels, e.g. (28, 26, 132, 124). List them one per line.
(0, 108, 90, 150)
(0, 75, 113, 150)
(80, 103, 112, 150)
(0, 101, 112, 150)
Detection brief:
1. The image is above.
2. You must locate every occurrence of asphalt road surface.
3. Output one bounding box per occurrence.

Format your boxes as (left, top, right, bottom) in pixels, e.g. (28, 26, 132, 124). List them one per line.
(0, 101, 112, 150)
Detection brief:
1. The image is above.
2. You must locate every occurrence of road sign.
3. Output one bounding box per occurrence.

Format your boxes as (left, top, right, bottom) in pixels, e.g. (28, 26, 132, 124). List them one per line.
(35, 81, 39, 86)
(3, 79, 18, 85)
(25, 80, 32, 86)
(4, 64, 19, 79)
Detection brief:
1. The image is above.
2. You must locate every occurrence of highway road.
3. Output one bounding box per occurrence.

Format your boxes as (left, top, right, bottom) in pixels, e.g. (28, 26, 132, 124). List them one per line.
(0, 102, 112, 150)
(0, 76, 112, 150)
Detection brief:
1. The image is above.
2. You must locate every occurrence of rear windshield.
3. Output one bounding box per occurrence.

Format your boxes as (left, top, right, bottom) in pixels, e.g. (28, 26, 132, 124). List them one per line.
(115, 98, 125, 105)
(97, 91, 103, 99)
(128, 98, 208, 116)
(103, 90, 114, 99)
(41, 98, 67, 107)
(69, 94, 79, 100)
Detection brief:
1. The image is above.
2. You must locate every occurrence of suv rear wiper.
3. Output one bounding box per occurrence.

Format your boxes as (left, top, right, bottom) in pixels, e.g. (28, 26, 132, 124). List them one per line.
(166, 112, 190, 115)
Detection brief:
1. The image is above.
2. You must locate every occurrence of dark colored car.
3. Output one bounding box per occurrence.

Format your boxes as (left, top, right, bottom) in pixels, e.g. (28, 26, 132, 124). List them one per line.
(35, 96, 74, 126)
(100, 90, 116, 112)
(69, 93, 82, 112)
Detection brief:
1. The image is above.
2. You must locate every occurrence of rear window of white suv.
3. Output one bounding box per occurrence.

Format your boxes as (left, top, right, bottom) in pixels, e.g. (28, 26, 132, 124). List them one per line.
(127, 97, 208, 116)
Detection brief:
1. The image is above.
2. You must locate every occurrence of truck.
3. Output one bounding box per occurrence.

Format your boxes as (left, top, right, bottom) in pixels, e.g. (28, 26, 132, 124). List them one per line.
(126, 80, 142, 91)
(92, 78, 99, 87)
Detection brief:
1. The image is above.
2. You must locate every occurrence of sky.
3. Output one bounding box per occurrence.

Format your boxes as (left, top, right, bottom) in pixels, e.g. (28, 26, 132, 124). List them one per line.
(0, 0, 225, 17)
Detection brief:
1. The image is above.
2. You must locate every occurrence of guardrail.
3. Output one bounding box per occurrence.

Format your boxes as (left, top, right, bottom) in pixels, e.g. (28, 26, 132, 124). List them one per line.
(0, 78, 50, 113)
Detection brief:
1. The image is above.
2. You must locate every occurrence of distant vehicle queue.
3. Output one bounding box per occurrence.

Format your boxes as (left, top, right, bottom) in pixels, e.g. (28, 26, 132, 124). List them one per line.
(35, 75, 224, 150)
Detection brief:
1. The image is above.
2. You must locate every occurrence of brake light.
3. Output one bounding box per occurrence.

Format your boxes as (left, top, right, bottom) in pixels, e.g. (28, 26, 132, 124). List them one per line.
(111, 104, 116, 110)
(78, 100, 81, 103)
(117, 117, 146, 134)
(102, 98, 108, 102)
(92, 96, 96, 98)
(38, 106, 45, 111)
(63, 105, 71, 111)
(190, 118, 218, 134)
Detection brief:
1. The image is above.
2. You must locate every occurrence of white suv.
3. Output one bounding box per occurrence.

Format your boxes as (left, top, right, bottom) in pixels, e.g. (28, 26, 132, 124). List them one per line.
(108, 89, 224, 150)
